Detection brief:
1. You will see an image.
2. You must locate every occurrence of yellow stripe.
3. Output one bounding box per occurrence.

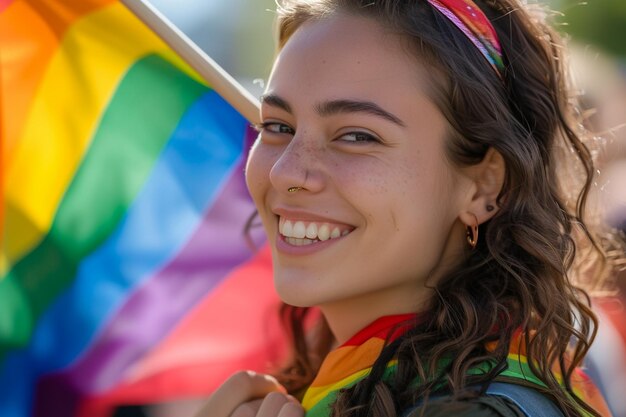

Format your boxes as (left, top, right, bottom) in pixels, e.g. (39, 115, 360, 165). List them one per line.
(506, 352, 528, 364)
(2, 3, 193, 275)
(302, 360, 398, 411)
(302, 368, 371, 411)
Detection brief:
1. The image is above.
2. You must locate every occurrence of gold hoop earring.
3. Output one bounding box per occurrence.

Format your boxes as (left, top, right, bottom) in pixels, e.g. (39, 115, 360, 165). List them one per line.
(287, 186, 303, 193)
(466, 214, 479, 249)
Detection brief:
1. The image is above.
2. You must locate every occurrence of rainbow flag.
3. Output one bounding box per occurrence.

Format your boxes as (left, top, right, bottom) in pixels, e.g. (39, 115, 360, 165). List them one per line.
(0, 1, 283, 416)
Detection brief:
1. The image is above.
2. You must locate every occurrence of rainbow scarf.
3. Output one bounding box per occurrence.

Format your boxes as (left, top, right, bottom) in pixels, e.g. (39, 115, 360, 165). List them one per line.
(1, 2, 282, 417)
(302, 315, 611, 417)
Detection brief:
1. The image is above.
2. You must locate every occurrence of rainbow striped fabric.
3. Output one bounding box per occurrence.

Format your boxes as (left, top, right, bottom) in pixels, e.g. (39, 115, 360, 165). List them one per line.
(1, 1, 282, 417)
(427, 0, 504, 74)
(302, 314, 416, 416)
(302, 316, 611, 417)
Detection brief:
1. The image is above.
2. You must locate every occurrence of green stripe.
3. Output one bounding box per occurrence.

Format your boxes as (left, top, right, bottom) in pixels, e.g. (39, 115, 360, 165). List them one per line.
(0, 53, 208, 351)
(497, 357, 546, 388)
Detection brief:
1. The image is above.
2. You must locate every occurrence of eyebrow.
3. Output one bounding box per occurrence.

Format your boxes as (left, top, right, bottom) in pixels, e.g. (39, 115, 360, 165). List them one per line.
(317, 99, 406, 127)
(260, 93, 293, 114)
(260, 94, 406, 127)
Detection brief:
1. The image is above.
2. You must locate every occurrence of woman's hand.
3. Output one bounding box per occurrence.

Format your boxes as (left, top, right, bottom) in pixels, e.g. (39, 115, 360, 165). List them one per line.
(194, 371, 305, 417)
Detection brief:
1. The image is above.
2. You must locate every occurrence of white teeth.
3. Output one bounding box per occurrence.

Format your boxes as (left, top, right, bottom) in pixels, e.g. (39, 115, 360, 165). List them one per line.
(293, 221, 307, 238)
(282, 220, 293, 237)
(279, 217, 352, 244)
(305, 223, 318, 239)
(286, 237, 315, 246)
(318, 224, 330, 241)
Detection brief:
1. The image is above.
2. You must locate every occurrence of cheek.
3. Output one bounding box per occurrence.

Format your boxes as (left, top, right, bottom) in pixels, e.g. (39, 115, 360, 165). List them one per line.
(330, 155, 394, 199)
(359, 153, 455, 244)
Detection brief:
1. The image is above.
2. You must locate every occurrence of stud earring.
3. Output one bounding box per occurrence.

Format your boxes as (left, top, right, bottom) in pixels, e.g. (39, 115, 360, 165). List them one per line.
(486, 204, 495, 212)
(287, 186, 303, 193)
(466, 214, 479, 249)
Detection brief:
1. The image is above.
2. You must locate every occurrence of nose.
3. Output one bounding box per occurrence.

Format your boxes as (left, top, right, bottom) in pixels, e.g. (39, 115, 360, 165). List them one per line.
(269, 132, 325, 195)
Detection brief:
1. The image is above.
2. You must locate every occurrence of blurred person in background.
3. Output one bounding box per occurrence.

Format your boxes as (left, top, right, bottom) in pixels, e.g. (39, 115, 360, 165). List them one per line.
(569, 46, 626, 417)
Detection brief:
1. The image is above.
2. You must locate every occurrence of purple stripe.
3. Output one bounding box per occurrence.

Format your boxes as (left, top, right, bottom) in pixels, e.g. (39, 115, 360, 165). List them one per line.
(34, 128, 264, 415)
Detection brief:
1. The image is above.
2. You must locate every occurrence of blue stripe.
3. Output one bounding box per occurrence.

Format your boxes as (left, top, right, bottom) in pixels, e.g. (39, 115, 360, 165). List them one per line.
(0, 90, 248, 417)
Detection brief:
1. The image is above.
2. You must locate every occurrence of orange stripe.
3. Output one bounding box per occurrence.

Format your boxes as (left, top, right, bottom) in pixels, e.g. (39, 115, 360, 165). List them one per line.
(310, 337, 385, 386)
(0, 0, 114, 170)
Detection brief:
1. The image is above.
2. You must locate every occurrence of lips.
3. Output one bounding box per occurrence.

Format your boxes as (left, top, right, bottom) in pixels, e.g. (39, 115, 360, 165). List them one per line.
(278, 217, 353, 246)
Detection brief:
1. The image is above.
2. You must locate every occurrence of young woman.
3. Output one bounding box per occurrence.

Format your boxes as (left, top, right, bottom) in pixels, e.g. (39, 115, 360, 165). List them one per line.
(197, 0, 621, 416)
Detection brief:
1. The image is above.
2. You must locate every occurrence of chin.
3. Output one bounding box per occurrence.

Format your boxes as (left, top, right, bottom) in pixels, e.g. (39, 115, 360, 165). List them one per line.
(273, 269, 325, 308)
(278, 295, 314, 308)
(274, 281, 316, 307)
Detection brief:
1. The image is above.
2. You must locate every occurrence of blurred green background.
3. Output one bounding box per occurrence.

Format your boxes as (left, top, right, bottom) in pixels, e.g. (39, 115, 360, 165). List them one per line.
(550, 0, 626, 58)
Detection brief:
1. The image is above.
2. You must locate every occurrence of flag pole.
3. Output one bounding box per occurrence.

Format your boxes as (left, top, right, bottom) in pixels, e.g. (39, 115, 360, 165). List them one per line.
(121, 0, 261, 124)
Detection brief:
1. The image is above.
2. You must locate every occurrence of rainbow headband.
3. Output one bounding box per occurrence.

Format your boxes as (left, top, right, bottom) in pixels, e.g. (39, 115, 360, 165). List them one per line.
(427, 0, 504, 76)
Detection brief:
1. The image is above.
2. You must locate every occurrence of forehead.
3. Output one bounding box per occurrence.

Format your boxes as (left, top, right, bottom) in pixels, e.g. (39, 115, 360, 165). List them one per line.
(267, 14, 432, 105)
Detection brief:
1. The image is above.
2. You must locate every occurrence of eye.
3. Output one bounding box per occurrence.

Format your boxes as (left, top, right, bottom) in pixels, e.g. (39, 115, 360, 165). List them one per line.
(337, 131, 380, 143)
(256, 121, 295, 135)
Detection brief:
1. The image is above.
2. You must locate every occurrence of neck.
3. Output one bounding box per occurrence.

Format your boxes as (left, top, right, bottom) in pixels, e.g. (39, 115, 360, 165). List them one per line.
(320, 286, 433, 345)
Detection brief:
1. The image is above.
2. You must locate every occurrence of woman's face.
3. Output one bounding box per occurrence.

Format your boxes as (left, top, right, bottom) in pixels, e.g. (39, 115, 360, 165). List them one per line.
(246, 15, 475, 326)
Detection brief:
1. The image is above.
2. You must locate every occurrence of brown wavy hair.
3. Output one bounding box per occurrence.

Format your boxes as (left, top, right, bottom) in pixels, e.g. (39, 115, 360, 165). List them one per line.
(267, 0, 623, 416)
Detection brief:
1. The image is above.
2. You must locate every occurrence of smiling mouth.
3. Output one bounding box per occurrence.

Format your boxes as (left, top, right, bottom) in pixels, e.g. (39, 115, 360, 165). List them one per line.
(278, 217, 353, 246)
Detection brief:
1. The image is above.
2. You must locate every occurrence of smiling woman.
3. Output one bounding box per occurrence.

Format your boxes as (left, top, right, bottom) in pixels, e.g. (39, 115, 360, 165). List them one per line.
(249, 16, 467, 317)
(195, 0, 623, 417)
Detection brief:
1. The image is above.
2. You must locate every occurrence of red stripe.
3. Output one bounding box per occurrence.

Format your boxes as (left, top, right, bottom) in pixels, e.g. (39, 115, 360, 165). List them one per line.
(596, 295, 626, 347)
(0, 39, 4, 240)
(342, 313, 418, 347)
(0, 0, 14, 13)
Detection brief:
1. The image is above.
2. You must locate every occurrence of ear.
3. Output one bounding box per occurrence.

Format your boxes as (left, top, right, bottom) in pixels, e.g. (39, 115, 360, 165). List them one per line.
(458, 147, 505, 226)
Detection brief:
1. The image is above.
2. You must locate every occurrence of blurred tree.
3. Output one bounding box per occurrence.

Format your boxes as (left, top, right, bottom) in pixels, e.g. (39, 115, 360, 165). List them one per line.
(550, 0, 626, 57)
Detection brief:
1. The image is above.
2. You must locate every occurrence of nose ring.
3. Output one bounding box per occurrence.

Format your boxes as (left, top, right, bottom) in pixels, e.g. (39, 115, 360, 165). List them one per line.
(287, 186, 303, 193)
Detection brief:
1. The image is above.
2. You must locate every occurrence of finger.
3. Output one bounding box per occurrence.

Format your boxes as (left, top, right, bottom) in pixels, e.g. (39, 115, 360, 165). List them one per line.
(285, 395, 300, 405)
(255, 392, 292, 417)
(230, 399, 264, 417)
(194, 371, 286, 417)
(277, 401, 305, 417)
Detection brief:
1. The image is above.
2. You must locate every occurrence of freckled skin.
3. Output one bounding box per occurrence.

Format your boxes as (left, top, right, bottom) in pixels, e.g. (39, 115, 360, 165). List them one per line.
(245, 15, 476, 342)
